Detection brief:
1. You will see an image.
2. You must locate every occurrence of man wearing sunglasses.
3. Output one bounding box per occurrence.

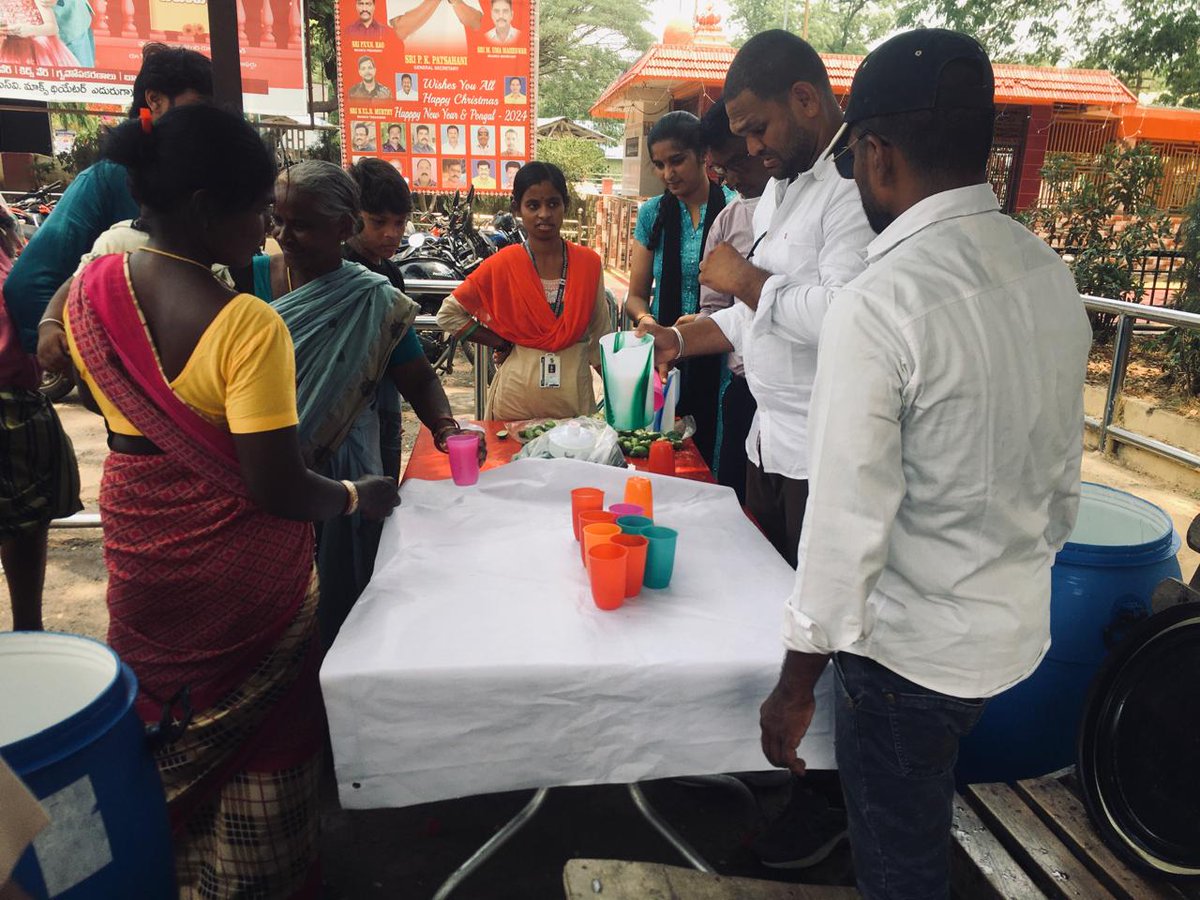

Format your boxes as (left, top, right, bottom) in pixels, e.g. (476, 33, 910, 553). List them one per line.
(758, 30, 1090, 899)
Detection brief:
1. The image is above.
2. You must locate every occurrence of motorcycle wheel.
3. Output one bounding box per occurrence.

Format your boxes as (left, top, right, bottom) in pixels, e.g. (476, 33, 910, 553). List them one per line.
(39, 369, 74, 402)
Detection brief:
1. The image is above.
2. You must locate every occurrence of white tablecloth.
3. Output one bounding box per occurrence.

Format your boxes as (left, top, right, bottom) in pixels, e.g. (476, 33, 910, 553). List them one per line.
(320, 458, 835, 809)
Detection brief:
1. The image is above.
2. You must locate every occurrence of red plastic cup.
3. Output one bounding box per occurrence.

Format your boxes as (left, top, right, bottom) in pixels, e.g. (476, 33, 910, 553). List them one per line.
(611, 533, 648, 598)
(648, 441, 676, 476)
(582, 522, 621, 567)
(587, 543, 628, 610)
(571, 488, 604, 540)
(624, 476, 653, 520)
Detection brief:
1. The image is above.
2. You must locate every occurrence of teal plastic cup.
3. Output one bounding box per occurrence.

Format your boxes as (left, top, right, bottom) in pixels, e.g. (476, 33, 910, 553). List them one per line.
(616, 515, 654, 535)
(642, 525, 678, 589)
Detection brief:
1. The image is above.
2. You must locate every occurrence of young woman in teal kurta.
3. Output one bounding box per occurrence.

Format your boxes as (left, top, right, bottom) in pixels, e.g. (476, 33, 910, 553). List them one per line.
(624, 111, 734, 465)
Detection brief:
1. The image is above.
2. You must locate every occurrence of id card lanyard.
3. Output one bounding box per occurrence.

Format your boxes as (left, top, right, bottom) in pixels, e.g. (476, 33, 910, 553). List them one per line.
(527, 239, 568, 388)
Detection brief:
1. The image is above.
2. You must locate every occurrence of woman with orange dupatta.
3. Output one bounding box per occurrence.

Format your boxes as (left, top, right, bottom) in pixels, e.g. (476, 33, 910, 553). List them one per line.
(437, 162, 612, 420)
(63, 106, 399, 899)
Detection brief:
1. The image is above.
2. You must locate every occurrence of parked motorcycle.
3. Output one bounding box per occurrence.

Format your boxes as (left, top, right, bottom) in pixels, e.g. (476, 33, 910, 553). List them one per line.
(8, 182, 62, 240)
(396, 188, 498, 375)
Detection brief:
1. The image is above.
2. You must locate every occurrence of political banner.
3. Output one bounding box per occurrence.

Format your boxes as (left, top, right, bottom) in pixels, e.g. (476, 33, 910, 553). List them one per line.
(0, 0, 308, 115)
(335, 0, 536, 192)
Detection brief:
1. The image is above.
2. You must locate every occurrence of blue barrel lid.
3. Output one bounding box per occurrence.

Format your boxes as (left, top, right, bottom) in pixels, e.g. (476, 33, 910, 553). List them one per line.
(1056, 483, 1181, 568)
(0, 633, 137, 776)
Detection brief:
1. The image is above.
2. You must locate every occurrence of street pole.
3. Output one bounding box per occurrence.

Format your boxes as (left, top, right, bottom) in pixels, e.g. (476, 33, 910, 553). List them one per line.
(802, 0, 810, 39)
(207, 0, 244, 114)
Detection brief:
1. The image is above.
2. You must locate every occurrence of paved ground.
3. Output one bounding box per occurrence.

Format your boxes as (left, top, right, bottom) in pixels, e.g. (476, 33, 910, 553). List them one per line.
(4, 332, 1198, 899)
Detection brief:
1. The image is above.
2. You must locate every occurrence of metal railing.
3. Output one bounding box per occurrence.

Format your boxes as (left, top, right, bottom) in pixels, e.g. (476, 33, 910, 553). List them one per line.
(1084, 294, 1200, 471)
(47, 288, 1198, 532)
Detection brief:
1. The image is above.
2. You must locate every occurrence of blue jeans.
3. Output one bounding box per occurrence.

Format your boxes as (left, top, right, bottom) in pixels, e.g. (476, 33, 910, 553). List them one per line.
(834, 653, 987, 900)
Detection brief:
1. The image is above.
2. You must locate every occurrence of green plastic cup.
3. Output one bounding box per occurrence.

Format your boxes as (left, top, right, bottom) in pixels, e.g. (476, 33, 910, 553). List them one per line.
(642, 525, 678, 589)
(616, 515, 654, 536)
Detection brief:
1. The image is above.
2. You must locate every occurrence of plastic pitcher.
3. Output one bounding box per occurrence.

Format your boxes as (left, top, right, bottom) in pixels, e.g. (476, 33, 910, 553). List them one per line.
(600, 332, 655, 431)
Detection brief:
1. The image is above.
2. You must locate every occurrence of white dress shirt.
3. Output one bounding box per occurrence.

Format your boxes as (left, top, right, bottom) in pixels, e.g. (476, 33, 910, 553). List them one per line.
(698, 196, 758, 377)
(785, 184, 1092, 699)
(386, 0, 480, 54)
(709, 151, 874, 479)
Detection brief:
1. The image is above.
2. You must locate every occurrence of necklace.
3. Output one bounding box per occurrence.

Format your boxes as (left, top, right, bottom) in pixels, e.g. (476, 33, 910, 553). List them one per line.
(138, 246, 217, 276)
(286, 264, 293, 293)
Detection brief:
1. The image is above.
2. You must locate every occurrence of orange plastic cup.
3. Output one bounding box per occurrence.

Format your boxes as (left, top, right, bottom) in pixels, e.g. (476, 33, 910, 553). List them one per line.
(624, 476, 654, 520)
(577, 509, 617, 548)
(611, 533, 648, 598)
(582, 522, 621, 567)
(571, 488, 604, 540)
(587, 543, 628, 610)
(648, 441, 676, 476)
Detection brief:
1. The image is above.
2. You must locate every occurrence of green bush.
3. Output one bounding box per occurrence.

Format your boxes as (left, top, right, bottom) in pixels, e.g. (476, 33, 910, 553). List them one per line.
(1163, 190, 1200, 396)
(1019, 143, 1175, 338)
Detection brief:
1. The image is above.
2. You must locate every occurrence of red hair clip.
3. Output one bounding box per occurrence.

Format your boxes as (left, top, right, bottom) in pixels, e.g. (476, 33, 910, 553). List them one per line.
(139, 107, 152, 134)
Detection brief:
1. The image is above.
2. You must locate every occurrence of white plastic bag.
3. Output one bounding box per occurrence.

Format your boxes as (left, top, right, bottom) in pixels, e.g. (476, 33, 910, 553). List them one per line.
(511, 417, 627, 468)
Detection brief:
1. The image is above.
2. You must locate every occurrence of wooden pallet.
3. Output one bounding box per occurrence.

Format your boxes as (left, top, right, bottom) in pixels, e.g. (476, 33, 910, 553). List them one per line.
(563, 859, 859, 900)
(952, 771, 1200, 899)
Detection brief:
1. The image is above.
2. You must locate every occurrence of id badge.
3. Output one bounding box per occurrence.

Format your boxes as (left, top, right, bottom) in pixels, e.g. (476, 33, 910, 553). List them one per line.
(540, 353, 561, 388)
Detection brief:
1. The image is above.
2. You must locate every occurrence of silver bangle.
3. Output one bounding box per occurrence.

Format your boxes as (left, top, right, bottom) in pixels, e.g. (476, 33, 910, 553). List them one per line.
(670, 325, 686, 361)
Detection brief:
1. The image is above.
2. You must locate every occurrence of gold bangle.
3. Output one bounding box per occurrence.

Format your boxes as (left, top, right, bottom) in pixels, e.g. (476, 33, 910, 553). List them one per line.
(38, 317, 65, 330)
(340, 479, 359, 516)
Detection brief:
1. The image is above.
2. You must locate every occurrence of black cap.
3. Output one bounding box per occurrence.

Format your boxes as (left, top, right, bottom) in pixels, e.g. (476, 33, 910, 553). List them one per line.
(843, 29, 994, 126)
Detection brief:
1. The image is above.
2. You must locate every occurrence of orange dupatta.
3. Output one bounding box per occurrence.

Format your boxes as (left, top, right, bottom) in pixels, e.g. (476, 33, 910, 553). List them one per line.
(453, 241, 601, 352)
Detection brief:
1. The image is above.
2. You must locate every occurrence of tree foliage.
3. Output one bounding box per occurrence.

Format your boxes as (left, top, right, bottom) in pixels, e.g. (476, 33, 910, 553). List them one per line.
(1019, 144, 1175, 336)
(1076, 0, 1200, 105)
(537, 0, 652, 141)
(895, 0, 1068, 64)
(897, 0, 1200, 104)
(727, 0, 896, 52)
(536, 136, 607, 197)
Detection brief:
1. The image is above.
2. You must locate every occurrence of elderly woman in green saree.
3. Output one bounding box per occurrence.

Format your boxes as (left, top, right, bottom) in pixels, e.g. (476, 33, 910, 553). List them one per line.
(249, 160, 467, 647)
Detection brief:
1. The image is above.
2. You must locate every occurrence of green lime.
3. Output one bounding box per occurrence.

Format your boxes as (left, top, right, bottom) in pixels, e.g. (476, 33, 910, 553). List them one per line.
(630, 446, 649, 458)
(672, 440, 684, 450)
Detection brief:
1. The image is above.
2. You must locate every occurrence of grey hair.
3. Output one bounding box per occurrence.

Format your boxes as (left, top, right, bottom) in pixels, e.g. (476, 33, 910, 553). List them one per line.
(276, 160, 361, 221)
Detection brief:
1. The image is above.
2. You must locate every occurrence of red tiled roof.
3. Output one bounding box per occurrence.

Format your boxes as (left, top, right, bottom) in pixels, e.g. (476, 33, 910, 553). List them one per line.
(590, 43, 736, 117)
(591, 46, 1137, 118)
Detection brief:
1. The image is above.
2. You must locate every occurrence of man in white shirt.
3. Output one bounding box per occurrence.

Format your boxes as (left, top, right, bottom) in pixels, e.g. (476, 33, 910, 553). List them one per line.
(757, 30, 1091, 899)
(396, 73, 419, 101)
(485, 0, 520, 44)
(641, 30, 873, 568)
(388, 0, 481, 55)
(472, 125, 493, 154)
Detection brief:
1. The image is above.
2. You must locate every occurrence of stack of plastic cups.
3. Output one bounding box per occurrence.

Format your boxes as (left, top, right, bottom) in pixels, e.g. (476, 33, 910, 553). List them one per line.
(624, 477, 653, 519)
(571, 488, 604, 540)
(582, 522, 621, 567)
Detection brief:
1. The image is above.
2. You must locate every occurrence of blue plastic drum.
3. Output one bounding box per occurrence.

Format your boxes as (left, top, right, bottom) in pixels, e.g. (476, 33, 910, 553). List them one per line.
(956, 483, 1182, 784)
(0, 632, 175, 898)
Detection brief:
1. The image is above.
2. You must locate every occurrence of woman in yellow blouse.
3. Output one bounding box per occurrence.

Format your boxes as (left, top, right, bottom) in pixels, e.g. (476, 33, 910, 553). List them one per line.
(64, 104, 398, 898)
